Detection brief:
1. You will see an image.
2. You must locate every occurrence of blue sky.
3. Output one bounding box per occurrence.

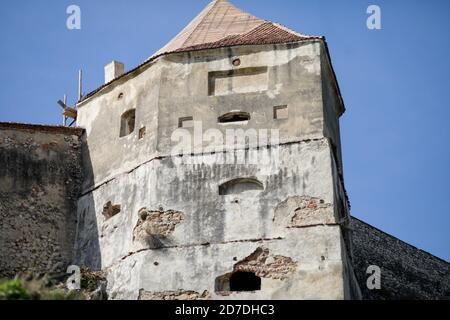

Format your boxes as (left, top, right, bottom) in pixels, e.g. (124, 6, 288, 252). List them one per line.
(0, 0, 449, 261)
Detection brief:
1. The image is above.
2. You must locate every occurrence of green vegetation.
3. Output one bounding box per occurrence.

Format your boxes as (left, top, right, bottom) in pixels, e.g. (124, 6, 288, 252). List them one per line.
(0, 278, 85, 300)
(0, 279, 31, 300)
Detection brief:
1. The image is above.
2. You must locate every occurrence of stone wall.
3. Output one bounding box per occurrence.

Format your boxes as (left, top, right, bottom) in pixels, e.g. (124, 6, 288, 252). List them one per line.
(0, 123, 84, 278)
(351, 217, 450, 300)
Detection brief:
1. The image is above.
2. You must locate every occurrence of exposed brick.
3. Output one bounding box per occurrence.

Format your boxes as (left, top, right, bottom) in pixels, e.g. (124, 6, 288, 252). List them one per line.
(138, 289, 210, 301)
(133, 208, 185, 243)
(234, 247, 297, 280)
(274, 196, 335, 228)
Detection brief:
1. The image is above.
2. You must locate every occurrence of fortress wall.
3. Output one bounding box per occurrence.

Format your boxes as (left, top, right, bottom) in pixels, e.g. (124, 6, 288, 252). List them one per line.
(0, 123, 83, 278)
(351, 217, 450, 300)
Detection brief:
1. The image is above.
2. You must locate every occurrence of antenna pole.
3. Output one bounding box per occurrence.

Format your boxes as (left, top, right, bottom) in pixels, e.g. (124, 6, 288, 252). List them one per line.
(78, 69, 83, 102)
(63, 94, 67, 126)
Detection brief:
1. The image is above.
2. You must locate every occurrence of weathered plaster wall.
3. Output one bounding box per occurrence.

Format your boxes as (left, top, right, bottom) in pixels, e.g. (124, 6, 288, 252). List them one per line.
(74, 41, 359, 300)
(75, 140, 336, 267)
(351, 217, 450, 300)
(110, 227, 347, 300)
(74, 139, 355, 299)
(76, 41, 326, 192)
(0, 123, 83, 278)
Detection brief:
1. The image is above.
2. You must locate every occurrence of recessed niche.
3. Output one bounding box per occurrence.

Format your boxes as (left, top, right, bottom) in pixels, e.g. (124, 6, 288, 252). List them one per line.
(274, 105, 288, 120)
(219, 178, 264, 196)
(208, 67, 268, 96)
(218, 112, 250, 124)
(178, 117, 194, 128)
(139, 127, 146, 139)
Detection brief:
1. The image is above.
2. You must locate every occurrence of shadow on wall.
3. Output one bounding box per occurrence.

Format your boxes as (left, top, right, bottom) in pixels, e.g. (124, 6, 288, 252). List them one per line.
(72, 133, 102, 271)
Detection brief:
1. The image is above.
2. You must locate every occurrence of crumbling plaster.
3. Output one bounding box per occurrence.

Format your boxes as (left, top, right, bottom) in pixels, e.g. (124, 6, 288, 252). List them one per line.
(76, 41, 330, 192)
(73, 40, 357, 300)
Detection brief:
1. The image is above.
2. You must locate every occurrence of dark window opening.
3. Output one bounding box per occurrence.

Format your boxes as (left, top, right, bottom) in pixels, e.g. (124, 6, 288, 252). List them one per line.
(230, 272, 261, 292)
(120, 109, 136, 137)
(215, 271, 262, 293)
(219, 178, 264, 196)
(218, 112, 250, 124)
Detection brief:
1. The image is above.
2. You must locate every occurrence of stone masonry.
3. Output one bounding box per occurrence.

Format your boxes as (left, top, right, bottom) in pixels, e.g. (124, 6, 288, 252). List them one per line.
(0, 123, 83, 278)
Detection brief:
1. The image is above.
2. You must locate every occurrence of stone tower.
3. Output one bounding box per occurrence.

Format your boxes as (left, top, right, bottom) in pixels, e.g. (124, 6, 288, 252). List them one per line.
(74, 0, 361, 299)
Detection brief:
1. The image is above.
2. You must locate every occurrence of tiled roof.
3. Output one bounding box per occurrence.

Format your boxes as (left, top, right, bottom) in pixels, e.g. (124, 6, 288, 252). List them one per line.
(152, 0, 320, 58)
(80, 0, 322, 103)
(177, 22, 322, 52)
(152, 0, 266, 57)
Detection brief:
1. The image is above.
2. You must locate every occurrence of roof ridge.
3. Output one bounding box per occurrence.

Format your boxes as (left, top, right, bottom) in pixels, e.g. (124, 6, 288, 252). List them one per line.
(182, 0, 223, 49)
(150, 0, 265, 58)
(272, 22, 321, 39)
(177, 21, 322, 52)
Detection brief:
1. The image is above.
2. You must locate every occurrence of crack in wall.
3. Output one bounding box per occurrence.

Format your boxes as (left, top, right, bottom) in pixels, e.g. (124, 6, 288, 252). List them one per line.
(80, 138, 330, 197)
(120, 237, 284, 262)
(138, 289, 210, 300)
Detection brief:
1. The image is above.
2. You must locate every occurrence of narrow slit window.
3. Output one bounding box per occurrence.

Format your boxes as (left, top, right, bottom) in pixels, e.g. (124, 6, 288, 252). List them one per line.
(120, 109, 136, 137)
(218, 112, 250, 124)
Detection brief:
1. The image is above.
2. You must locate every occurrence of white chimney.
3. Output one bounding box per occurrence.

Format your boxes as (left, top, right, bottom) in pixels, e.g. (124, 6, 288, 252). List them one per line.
(104, 61, 125, 84)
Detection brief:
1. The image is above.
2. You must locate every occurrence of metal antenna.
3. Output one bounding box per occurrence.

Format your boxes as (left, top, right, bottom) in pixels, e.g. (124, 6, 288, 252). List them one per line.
(78, 69, 83, 102)
(63, 94, 67, 126)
